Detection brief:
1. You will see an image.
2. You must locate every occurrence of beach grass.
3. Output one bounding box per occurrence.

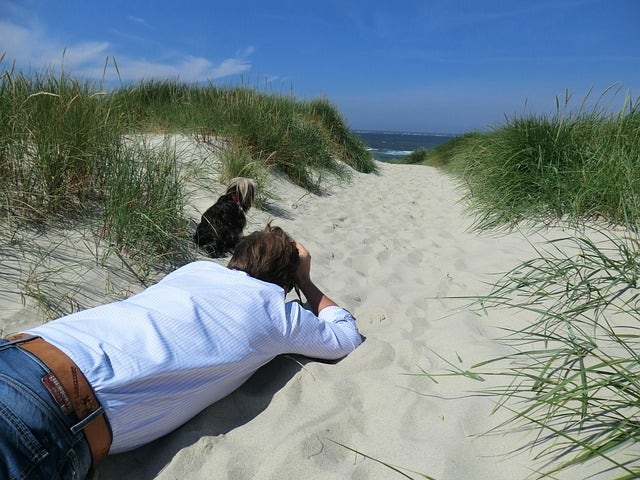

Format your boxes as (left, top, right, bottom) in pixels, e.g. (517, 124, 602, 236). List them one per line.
(404, 132, 484, 168)
(0, 61, 374, 271)
(101, 137, 191, 275)
(5, 55, 639, 479)
(418, 87, 640, 230)
(116, 80, 376, 190)
(422, 230, 640, 478)
(0, 64, 125, 223)
(416, 88, 640, 478)
(213, 142, 274, 208)
(0, 59, 375, 318)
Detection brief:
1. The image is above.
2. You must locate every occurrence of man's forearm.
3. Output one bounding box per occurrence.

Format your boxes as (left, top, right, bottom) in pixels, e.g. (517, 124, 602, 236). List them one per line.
(296, 277, 338, 315)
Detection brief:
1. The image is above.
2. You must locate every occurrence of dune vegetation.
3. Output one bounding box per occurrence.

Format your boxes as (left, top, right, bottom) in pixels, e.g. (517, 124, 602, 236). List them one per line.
(416, 88, 640, 479)
(409, 87, 640, 231)
(2, 54, 638, 478)
(0, 58, 374, 276)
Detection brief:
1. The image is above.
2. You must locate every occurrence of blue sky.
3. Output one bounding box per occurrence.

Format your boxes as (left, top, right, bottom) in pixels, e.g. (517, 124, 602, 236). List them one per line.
(1, 1, 638, 134)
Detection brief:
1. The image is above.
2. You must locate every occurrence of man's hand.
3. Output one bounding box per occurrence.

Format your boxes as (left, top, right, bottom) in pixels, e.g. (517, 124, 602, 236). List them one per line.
(294, 242, 311, 285)
(292, 241, 338, 315)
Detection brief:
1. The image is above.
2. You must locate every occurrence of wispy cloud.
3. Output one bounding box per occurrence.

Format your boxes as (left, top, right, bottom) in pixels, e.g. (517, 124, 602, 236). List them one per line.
(94, 52, 253, 83)
(0, 19, 253, 82)
(127, 15, 150, 28)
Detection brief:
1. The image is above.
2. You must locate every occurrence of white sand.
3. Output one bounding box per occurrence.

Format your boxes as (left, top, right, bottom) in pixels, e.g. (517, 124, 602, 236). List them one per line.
(1, 140, 608, 479)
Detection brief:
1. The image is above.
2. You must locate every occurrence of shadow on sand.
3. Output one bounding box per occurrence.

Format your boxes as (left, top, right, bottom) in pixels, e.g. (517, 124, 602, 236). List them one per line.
(95, 355, 308, 479)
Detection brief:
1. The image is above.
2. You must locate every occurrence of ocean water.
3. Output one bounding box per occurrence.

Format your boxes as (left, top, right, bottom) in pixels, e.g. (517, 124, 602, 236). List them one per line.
(353, 130, 457, 161)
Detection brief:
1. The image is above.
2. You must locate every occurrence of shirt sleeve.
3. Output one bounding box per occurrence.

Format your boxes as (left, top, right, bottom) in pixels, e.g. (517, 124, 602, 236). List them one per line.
(281, 303, 363, 360)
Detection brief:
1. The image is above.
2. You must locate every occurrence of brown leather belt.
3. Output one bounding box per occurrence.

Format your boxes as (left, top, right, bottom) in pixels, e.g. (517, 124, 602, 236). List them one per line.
(6, 333, 112, 467)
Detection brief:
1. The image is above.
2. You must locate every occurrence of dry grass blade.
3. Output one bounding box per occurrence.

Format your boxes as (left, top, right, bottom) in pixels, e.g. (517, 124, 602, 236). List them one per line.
(329, 440, 437, 480)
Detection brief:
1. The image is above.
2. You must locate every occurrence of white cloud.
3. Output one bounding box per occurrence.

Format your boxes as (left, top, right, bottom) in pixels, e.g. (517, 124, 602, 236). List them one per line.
(0, 19, 111, 71)
(61, 42, 112, 67)
(0, 19, 253, 83)
(208, 57, 252, 80)
(87, 53, 252, 83)
(127, 16, 150, 28)
(237, 46, 255, 57)
(0, 20, 50, 63)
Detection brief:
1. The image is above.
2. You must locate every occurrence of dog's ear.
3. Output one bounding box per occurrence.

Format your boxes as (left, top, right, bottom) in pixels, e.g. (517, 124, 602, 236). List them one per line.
(244, 180, 256, 210)
(230, 177, 255, 211)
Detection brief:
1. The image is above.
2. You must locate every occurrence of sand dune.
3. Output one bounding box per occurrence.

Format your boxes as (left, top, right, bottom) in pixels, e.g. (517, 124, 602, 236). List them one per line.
(97, 161, 567, 479)
(2, 145, 603, 479)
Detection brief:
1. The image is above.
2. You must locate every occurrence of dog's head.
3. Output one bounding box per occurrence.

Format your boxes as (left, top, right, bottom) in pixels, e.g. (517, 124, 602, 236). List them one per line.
(226, 177, 256, 211)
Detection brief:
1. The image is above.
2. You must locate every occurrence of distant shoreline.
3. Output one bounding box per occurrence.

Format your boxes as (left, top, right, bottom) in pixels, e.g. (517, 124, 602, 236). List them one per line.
(352, 129, 459, 137)
(352, 130, 457, 161)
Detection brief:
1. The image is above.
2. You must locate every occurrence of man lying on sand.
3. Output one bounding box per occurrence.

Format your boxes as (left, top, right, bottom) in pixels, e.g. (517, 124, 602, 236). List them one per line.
(0, 224, 362, 479)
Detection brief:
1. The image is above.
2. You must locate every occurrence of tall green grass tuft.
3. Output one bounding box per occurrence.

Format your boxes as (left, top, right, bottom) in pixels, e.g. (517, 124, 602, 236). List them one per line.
(434, 88, 640, 230)
(0, 60, 374, 274)
(101, 138, 190, 275)
(422, 230, 640, 478)
(0, 65, 124, 222)
(214, 143, 274, 208)
(116, 79, 212, 132)
(115, 81, 376, 190)
(414, 88, 640, 478)
(306, 97, 378, 174)
(203, 87, 350, 191)
(390, 148, 430, 165)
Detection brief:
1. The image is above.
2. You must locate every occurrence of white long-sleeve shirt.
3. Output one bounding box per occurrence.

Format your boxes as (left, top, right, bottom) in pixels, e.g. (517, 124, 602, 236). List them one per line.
(26, 261, 362, 453)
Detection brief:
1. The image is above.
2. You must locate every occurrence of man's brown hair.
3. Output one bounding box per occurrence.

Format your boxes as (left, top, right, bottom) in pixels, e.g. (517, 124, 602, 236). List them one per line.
(228, 224, 299, 290)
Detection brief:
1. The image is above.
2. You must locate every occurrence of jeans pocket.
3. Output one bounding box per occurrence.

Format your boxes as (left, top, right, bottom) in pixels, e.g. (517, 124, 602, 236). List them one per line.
(0, 398, 48, 480)
(58, 446, 84, 480)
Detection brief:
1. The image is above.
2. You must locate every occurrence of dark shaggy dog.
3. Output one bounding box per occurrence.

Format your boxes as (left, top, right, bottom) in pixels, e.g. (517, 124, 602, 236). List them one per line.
(193, 177, 256, 257)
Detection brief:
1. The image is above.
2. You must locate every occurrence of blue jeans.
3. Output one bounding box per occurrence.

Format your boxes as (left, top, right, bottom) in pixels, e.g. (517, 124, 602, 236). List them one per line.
(0, 338, 92, 480)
